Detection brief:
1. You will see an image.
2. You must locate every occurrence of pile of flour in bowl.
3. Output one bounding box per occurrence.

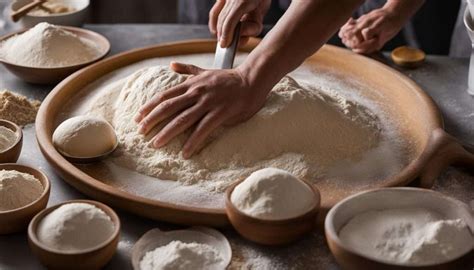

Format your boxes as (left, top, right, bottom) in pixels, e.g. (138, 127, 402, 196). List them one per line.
(0, 22, 100, 68)
(89, 66, 383, 192)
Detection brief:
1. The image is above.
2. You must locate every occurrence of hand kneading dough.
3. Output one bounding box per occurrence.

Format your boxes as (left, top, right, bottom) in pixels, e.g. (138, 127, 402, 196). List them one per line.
(53, 115, 117, 158)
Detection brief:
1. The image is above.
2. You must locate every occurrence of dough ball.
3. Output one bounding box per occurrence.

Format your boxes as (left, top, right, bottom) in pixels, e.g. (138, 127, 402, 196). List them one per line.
(53, 115, 117, 158)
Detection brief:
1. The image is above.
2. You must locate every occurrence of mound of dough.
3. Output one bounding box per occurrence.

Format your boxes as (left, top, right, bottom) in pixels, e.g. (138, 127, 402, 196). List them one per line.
(91, 66, 381, 192)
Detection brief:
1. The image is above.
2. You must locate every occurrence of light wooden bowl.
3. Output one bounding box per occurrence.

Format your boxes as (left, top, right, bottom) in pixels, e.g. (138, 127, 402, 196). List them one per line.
(325, 187, 474, 270)
(0, 119, 22, 163)
(0, 164, 50, 234)
(28, 199, 120, 270)
(0, 26, 110, 85)
(225, 178, 320, 245)
(391, 46, 426, 68)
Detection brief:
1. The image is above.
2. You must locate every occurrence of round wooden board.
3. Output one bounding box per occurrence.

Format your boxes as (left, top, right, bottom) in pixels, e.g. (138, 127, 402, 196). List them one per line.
(36, 39, 443, 227)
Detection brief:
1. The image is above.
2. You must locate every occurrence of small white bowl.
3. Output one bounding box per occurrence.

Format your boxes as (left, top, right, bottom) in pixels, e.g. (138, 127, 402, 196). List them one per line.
(10, 0, 90, 28)
(325, 187, 474, 269)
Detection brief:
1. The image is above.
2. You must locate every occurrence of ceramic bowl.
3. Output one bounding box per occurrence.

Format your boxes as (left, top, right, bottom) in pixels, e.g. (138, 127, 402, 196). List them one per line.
(0, 119, 23, 163)
(10, 0, 90, 28)
(0, 164, 50, 234)
(28, 199, 120, 270)
(0, 26, 110, 84)
(325, 187, 474, 270)
(225, 178, 320, 245)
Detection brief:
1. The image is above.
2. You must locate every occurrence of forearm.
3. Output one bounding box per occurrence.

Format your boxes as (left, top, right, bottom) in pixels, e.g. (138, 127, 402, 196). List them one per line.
(237, 0, 364, 93)
(384, 0, 425, 19)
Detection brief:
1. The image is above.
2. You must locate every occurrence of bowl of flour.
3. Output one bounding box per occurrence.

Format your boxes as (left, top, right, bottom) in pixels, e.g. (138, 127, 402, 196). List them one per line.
(325, 187, 474, 269)
(0, 22, 109, 84)
(10, 0, 90, 28)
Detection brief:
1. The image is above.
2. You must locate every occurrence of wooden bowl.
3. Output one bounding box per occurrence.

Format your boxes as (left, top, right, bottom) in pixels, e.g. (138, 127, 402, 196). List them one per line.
(225, 178, 320, 245)
(391, 46, 426, 68)
(325, 187, 474, 270)
(28, 200, 120, 270)
(0, 164, 50, 234)
(0, 26, 110, 85)
(0, 119, 22, 163)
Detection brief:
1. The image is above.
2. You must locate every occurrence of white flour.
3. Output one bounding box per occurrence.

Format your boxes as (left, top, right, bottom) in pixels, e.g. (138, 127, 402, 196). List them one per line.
(339, 208, 474, 265)
(89, 65, 381, 193)
(37, 203, 115, 252)
(139, 240, 224, 270)
(0, 126, 17, 152)
(0, 169, 43, 211)
(0, 22, 100, 68)
(231, 168, 315, 219)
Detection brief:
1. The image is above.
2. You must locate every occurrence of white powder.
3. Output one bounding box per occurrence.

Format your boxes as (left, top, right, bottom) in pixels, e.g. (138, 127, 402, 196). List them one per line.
(0, 126, 17, 152)
(0, 169, 43, 211)
(139, 240, 224, 270)
(339, 208, 474, 265)
(90, 66, 381, 193)
(230, 168, 315, 219)
(0, 22, 101, 68)
(37, 203, 115, 252)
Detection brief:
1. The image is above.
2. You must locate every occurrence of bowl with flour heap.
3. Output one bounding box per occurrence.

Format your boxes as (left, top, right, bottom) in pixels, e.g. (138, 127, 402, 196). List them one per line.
(0, 164, 50, 234)
(0, 22, 109, 84)
(28, 200, 120, 270)
(325, 188, 474, 269)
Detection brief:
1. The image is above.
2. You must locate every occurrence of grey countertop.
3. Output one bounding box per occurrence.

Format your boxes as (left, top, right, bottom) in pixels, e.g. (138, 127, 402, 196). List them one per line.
(0, 24, 473, 270)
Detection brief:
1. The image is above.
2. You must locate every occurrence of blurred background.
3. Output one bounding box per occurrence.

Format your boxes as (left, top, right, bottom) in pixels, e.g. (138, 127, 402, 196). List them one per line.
(0, 0, 465, 56)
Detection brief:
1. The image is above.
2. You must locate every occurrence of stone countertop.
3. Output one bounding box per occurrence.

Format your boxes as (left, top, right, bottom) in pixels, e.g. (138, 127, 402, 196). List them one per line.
(0, 24, 473, 269)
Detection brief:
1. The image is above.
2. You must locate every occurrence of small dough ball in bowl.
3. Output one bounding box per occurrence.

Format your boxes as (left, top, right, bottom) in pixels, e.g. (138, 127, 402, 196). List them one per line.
(53, 115, 117, 158)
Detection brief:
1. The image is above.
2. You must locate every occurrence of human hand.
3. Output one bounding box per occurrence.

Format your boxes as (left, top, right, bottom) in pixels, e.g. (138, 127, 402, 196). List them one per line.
(134, 62, 270, 158)
(338, 7, 406, 54)
(209, 0, 271, 48)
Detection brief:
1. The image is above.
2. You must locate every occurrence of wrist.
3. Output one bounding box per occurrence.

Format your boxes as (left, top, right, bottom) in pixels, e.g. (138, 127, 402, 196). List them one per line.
(236, 56, 278, 97)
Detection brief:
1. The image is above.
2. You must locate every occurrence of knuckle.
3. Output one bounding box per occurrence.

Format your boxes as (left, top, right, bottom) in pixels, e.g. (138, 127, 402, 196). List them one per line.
(175, 115, 189, 127)
(190, 86, 206, 96)
(159, 100, 172, 111)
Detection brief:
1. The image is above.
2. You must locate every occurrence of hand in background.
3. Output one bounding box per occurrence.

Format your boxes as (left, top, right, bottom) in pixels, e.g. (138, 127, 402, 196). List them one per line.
(209, 0, 271, 47)
(338, 0, 424, 54)
(339, 8, 406, 54)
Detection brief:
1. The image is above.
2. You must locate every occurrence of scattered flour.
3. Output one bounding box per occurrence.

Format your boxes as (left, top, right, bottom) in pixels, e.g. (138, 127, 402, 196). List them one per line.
(89, 65, 382, 193)
(0, 126, 17, 152)
(0, 169, 43, 211)
(230, 168, 315, 220)
(339, 208, 474, 265)
(139, 240, 224, 270)
(37, 203, 115, 252)
(0, 22, 101, 68)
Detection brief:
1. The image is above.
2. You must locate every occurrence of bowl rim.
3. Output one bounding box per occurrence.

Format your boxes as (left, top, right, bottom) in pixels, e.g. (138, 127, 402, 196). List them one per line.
(10, 0, 90, 18)
(0, 25, 110, 70)
(0, 119, 23, 154)
(0, 163, 50, 214)
(225, 176, 321, 224)
(324, 187, 474, 267)
(28, 199, 121, 255)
